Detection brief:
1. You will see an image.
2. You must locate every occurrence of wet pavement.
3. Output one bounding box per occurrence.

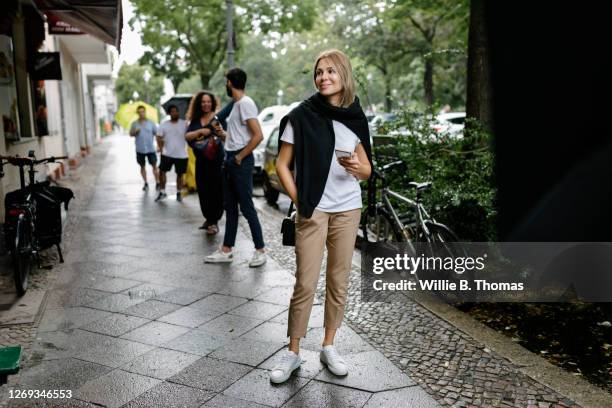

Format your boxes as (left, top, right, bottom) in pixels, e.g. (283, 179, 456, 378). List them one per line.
(2, 134, 436, 407)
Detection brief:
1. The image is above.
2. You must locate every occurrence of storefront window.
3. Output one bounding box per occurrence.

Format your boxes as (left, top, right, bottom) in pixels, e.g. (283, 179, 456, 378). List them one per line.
(0, 34, 20, 141)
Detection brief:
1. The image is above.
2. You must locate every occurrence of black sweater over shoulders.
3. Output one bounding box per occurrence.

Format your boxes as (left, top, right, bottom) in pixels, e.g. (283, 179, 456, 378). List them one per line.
(278, 93, 373, 218)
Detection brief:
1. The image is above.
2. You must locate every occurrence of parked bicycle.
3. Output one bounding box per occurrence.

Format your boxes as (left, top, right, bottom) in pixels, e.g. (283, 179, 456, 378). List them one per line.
(0, 151, 73, 296)
(361, 160, 471, 301)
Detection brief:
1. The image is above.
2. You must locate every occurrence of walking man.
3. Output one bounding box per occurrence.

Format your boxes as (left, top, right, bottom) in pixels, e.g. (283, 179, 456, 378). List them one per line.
(205, 68, 267, 267)
(130, 105, 159, 191)
(156, 105, 188, 202)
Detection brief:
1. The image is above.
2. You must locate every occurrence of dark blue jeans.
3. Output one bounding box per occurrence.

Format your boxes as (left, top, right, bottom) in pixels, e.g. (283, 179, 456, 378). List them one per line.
(223, 150, 265, 249)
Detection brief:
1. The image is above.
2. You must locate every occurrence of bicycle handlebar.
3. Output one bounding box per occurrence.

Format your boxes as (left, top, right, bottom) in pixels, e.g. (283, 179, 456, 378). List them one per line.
(0, 155, 68, 166)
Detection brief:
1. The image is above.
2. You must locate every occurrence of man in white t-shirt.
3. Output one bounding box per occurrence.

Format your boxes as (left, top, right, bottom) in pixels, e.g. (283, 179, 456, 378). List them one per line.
(155, 105, 188, 202)
(205, 68, 267, 267)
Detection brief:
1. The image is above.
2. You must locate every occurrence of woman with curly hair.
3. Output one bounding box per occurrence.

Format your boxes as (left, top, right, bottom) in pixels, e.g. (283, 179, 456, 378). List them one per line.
(185, 91, 231, 234)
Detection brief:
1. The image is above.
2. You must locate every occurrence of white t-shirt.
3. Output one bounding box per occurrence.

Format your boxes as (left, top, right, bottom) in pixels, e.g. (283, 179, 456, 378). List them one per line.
(157, 119, 188, 159)
(225, 96, 259, 151)
(281, 121, 362, 213)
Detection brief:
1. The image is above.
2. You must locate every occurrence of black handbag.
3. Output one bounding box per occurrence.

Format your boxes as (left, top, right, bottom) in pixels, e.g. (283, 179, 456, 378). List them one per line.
(281, 202, 296, 246)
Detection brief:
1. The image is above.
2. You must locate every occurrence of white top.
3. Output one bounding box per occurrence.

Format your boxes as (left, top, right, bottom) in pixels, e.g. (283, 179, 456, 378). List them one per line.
(225, 95, 259, 151)
(157, 119, 188, 159)
(281, 121, 362, 213)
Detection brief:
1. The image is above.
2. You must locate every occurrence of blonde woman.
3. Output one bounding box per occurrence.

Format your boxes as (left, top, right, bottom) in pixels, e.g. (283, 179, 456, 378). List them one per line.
(271, 49, 373, 383)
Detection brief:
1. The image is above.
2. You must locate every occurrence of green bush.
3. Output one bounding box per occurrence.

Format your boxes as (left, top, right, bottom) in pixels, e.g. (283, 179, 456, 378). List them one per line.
(372, 113, 497, 241)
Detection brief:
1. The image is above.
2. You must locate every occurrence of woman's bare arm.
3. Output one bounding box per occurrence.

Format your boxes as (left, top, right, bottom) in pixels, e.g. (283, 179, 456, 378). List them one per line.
(276, 142, 298, 205)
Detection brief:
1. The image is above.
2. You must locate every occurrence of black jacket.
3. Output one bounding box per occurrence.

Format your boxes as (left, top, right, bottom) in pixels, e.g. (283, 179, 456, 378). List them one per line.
(279, 93, 373, 218)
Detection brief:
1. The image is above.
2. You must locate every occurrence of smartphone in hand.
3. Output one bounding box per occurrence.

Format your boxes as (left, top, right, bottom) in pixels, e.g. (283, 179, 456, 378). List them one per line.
(335, 149, 353, 159)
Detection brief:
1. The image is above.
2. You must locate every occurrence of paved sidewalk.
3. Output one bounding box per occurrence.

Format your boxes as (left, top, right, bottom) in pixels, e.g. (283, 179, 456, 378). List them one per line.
(2, 134, 437, 408)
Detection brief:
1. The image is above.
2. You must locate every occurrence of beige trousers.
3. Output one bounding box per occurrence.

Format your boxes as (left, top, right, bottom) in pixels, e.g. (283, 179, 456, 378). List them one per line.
(287, 208, 361, 338)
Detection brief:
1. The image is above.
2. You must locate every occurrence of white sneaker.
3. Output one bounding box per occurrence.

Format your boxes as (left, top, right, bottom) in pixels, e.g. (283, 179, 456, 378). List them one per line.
(205, 248, 233, 263)
(320, 345, 348, 376)
(248, 250, 266, 267)
(269, 350, 302, 384)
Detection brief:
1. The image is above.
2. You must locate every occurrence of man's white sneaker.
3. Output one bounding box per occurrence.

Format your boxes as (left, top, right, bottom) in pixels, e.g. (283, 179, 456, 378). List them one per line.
(205, 249, 233, 263)
(320, 345, 348, 376)
(248, 250, 266, 267)
(269, 350, 302, 384)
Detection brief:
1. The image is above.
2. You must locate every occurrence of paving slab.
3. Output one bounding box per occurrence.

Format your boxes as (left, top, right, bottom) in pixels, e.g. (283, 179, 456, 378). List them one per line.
(198, 314, 264, 337)
(190, 294, 248, 313)
(122, 381, 216, 407)
(18, 358, 112, 390)
(315, 350, 415, 392)
(228, 300, 287, 321)
(254, 285, 294, 306)
(71, 330, 156, 368)
(123, 300, 182, 320)
(241, 321, 287, 343)
(157, 306, 222, 328)
(122, 347, 200, 379)
(7, 399, 100, 407)
(203, 393, 269, 408)
(153, 288, 209, 305)
(169, 357, 251, 392)
(162, 329, 229, 356)
(74, 369, 161, 408)
(44, 288, 108, 309)
(222, 368, 309, 407)
(283, 380, 372, 408)
(363, 386, 440, 408)
(84, 277, 142, 293)
(81, 313, 150, 337)
(270, 304, 324, 328)
(84, 293, 146, 313)
(122, 283, 176, 300)
(37, 307, 114, 332)
(214, 281, 274, 299)
(209, 336, 284, 366)
(120, 321, 191, 346)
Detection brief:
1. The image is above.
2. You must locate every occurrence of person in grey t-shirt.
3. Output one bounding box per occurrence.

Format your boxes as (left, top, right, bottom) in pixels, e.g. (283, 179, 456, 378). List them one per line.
(129, 105, 160, 191)
(205, 68, 267, 267)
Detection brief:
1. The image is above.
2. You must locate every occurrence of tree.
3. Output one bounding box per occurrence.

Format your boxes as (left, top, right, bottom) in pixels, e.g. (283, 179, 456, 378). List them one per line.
(465, 0, 492, 130)
(140, 50, 190, 93)
(114, 63, 164, 105)
(130, 0, 317, 90)
(392, 0, 469, 106)
(326, 1, 415, 111)
(327, 0, 468, 110)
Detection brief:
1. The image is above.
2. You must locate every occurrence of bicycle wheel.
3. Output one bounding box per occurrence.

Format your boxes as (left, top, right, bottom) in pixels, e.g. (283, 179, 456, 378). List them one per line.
(13, 215, 33, 296)
(361, 209, 404, 243)
(421, 220, 472, 303)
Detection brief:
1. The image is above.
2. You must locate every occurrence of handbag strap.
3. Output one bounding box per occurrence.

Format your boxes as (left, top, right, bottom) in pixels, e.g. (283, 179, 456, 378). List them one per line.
(287, 202, 294, 217)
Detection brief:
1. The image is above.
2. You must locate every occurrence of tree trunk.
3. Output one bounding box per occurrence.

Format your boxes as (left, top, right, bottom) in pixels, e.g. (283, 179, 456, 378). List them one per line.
(199, 72, 210, 89)
(384, 74, 393, 112)
(466, 0, 493, 132)
(423, 57, 434, 106)
(171, 78, 182, 94)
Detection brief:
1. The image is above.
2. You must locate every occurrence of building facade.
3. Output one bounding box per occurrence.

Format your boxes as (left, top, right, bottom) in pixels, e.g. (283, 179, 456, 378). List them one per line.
(0, 0, 121, 221)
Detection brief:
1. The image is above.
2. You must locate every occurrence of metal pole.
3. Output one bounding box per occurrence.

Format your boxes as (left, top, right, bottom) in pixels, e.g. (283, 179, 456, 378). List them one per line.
(225, 0, 235, 68)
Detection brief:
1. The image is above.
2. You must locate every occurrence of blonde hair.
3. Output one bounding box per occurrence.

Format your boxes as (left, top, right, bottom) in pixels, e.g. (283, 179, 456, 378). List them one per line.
(314, 49, 355, 108)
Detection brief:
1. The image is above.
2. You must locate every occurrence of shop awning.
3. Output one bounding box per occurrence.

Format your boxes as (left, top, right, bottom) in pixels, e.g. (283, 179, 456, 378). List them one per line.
(34, 0, 122, 50)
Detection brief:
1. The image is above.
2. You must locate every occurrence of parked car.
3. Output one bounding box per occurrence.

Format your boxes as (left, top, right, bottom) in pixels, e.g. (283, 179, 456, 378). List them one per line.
(254, 105, 292, 177)
(261, 126, 285, 204)
(432, 112, 465, 139)
(368, 112, 398, 136)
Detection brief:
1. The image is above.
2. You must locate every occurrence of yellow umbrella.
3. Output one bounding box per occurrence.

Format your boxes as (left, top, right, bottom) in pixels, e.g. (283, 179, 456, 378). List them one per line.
(114, 101, 159, 130)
